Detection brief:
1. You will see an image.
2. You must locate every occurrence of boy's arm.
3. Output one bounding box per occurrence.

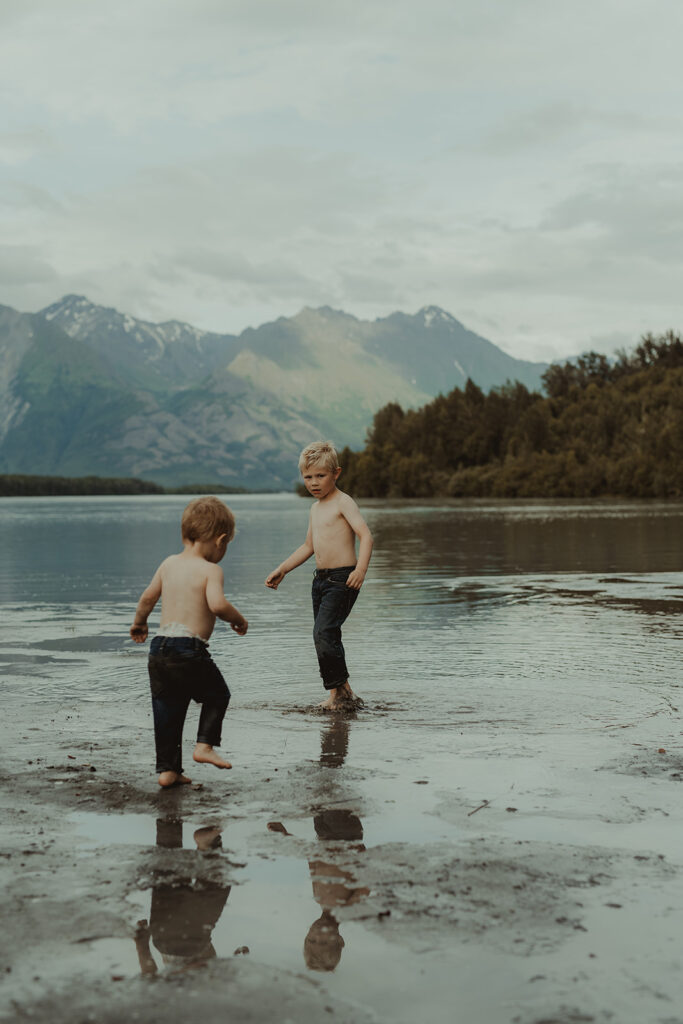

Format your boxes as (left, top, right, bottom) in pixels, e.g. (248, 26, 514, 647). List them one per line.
(130, 567, 163, 643)
(206, 565, 248, 635)
(265, 517, 314, 589)
(341, 495, 373, 590)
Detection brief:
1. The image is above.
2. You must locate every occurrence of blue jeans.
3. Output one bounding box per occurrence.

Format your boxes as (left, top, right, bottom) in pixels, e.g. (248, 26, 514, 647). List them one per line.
(148, 636, 230, 774)
(312, 566, 359, 690)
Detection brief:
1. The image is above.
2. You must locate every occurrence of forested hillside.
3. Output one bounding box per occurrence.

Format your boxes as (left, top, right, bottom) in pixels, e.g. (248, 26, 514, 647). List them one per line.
(340, 333, 683, 499)
(0, 475, 163, 497)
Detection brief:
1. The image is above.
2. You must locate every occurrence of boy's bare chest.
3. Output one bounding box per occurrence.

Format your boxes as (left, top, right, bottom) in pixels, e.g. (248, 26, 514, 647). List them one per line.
(311, 502, 344, 535)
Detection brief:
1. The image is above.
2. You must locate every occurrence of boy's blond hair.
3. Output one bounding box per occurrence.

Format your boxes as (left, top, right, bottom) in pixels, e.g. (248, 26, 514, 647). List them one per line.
(298, 440, 339, 474)
(181, 496, 235, 543)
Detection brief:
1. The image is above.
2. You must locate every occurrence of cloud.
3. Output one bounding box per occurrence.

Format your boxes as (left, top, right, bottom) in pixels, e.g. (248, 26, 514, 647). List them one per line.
(0, 245, 57, 285)
(0, 129, 55, 166)
(542, 164, 683, 259)
(2, 0, 683, 359)
(1, 180, 63, 213)
(168, 247, 317, 295)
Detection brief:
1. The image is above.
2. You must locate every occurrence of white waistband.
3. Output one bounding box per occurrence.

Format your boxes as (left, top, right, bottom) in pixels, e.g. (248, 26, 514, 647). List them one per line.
(158, 622, 209, 643)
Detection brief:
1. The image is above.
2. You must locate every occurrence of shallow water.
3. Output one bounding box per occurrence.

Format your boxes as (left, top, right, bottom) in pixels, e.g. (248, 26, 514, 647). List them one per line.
(2, 494, 682, 718)
(3, 494, 683, 1020)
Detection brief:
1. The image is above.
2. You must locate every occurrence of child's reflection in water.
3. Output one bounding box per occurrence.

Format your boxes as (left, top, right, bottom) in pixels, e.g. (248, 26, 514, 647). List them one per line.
(304, 715, 370, 972)
(134, 818, 230, 975)
(319, 711, 351, 768)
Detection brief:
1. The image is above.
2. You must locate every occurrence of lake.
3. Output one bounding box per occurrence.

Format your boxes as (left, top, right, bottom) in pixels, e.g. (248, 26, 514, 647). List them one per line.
(2, 493, 682, 723)
(2, 494, 683, 1023)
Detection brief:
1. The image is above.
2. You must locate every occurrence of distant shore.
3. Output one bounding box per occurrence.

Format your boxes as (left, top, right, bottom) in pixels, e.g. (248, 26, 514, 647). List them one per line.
(0, 474, 257, 497)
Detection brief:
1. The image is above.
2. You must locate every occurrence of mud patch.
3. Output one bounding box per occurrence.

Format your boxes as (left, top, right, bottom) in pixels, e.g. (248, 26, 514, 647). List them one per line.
(605, 748, 683, 782)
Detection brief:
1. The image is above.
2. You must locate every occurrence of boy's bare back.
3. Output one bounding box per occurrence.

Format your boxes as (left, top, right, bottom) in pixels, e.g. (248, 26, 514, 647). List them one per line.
(155, 552, 230, 642)
(131, 534, 246, 646)
(130, 496, 247, 786)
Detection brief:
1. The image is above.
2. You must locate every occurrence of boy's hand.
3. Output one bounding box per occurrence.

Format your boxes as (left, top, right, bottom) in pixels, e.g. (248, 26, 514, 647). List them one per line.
(345, 568, 366, 590)
(265, 569, 284, 589)
(130, 622, 148, 643)
(231, 618, 248, 636)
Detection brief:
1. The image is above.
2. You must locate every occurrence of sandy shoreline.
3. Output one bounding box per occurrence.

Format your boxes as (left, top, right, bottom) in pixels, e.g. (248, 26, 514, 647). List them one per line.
(3, 676, 683, 1024)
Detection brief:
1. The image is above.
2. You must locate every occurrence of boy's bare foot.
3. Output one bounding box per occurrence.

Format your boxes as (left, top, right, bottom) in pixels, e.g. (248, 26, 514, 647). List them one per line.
(193, 742, 232, 770)
(268, 821, 292, 835)
(318, 681, 363, 710)
(158, 771, 192, 788)
(318, 694, 345, 710)
(134, 919, 158, 976)
(193, 826, 223, 850)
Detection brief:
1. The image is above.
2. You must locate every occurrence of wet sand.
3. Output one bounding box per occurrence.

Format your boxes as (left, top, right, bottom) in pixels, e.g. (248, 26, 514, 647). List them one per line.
(3, 678, 683, 1024)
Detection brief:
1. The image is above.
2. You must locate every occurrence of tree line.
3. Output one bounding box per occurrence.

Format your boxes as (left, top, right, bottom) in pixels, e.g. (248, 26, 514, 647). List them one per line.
(338, 331, 683, 499)
(0, 475, 165, 497)
(0, 476, 252, 497)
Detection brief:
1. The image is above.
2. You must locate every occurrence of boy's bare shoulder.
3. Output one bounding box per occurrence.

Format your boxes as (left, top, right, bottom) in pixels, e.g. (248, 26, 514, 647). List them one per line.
(337, 488, 357, 506)
(326, 488, 355, 511)
(160, 553, 221, 579)
(338, 490, 364, 515)
(157, 553, 179, 574)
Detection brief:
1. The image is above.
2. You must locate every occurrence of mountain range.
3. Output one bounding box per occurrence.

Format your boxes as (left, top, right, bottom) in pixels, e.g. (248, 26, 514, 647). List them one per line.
(0, 295, 549, 488)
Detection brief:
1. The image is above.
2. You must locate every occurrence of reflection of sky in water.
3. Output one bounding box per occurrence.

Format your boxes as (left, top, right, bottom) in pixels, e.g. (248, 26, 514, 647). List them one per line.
(1, 495, 682, 729)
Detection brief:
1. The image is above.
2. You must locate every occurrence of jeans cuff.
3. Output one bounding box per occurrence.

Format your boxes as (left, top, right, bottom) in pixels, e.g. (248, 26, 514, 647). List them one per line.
(322, 675, 348, 690)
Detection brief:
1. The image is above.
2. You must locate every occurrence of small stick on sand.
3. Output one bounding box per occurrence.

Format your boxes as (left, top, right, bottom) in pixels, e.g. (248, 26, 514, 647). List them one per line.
(467, 799, 490, 817)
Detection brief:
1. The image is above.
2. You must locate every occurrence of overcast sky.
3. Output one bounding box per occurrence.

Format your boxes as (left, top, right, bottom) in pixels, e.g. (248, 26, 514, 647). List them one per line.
(2, 0, 682, 361)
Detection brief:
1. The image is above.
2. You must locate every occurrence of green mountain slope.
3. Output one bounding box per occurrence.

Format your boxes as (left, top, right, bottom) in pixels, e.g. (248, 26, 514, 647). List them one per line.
(1, 296, 552, 487)
(0, 308, 322, 486)
(0, 314, 144, 476)
(223, 307, 433, 446)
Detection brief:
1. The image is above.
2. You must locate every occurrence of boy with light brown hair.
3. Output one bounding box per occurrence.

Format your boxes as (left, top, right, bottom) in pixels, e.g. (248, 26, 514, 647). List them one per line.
(265, 441, 373, 709)
(130, 496, 248, 787)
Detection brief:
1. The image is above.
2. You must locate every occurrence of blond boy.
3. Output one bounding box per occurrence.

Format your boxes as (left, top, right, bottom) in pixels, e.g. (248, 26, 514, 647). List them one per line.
(130, 497, 248, 787)
(265, 441, 373, 709)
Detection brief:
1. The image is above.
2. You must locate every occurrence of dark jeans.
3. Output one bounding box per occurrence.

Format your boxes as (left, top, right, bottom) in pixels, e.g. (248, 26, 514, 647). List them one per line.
(148, 636, 230, 774)
(312, 566, 359, 690)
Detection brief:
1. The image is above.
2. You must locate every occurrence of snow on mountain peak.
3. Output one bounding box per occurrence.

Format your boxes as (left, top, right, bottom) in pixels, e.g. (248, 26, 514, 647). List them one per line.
(420, 306, 455, 327)
(43, 294, 92, 321)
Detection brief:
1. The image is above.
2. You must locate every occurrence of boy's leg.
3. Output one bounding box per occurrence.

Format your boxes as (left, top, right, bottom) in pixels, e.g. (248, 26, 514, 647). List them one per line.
(191, 651, 232, 770)
(150, 690, 192, 783)
(148, 639, 193, 787)
(312, 572, 359, 702)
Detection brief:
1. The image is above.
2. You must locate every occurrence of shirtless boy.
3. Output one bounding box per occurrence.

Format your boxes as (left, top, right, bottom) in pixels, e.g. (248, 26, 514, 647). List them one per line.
(130, 497, 248, 787)
(265, 441, 373, 709)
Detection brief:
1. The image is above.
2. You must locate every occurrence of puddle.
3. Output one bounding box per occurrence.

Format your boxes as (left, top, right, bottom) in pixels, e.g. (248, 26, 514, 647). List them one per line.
(71, 811, 257, 851)
(68, 807, 480, 1022)
(65, 853, 523, 1024)
(71, 798, 462, 856)
(279, 807, 461, 846)
(500, 809, 683, 859)
(71, 937, 141, 980)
